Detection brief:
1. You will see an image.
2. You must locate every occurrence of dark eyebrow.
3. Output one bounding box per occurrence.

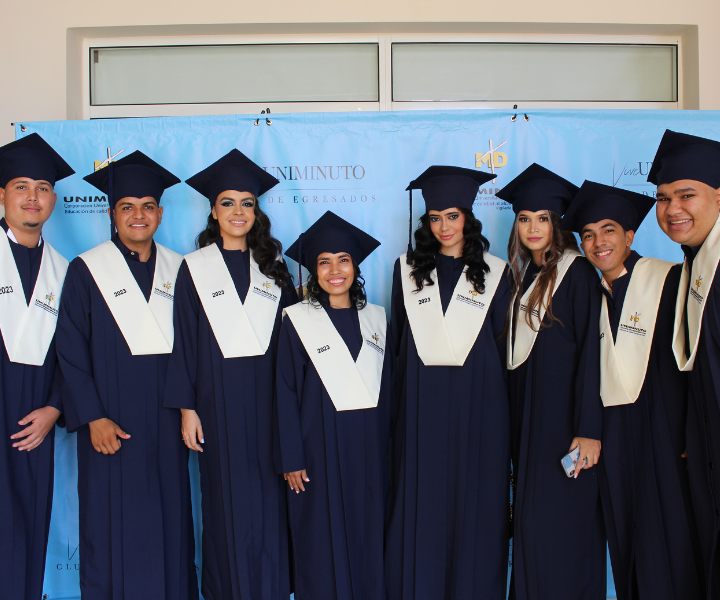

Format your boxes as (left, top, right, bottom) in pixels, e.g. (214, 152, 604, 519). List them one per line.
(581, 227, 594, 235)
(220, 195, 254, 203)
(675, 187, 697, 194)
(316, 252, 350, 262)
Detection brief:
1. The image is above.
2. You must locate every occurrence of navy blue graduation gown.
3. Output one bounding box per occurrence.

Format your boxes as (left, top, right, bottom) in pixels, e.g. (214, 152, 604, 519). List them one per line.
(0, 219, 62, 600)
(681, 244, 720, 599)
(275, 300, 393, 600)
(56, 237, 198, 600)
(385, 253, 511, 600)
(164, 241, 296, 600)
(597, 251, 702, 600)
(509, 256, 605, 600)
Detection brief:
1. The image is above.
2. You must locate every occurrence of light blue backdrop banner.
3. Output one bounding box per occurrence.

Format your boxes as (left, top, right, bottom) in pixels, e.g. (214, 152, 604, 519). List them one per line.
(20, 108, 720, 599)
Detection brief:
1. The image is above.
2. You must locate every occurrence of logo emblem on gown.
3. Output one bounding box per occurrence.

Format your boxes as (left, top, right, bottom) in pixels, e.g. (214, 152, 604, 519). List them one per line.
(153, 281, 175, 300)
(619, 311, 647, 337)
(690, 275, 704, 303)
(35, 290, 59, 316)
(366, 332, 385, 355)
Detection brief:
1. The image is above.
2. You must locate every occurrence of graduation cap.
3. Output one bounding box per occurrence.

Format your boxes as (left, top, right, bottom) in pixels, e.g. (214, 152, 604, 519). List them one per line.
(0, 133, 75, 189)
(561, 180, 656, 234)
(496, 163, 577, 215)
(648, 129, 720, 189)
(286, 211, 380, 297)
(406, 166, 495, 213)
(83, 150, 180, 208)
(185, 148, 279, 204)
(404, 165, 495, 261)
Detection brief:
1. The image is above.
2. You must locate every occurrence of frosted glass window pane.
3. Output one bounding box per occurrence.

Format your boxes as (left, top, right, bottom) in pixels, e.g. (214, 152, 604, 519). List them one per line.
(392, 43, 677, 102)
(91, 44, 379, 105)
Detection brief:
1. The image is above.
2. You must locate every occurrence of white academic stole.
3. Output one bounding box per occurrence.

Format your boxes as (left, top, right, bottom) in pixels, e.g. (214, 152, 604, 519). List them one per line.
(507, 250, 580, 370)
(284, 301, 387, 411)
(184, 244, 282, 358)
(0, 230, 68, 365)
(673, 214, 720, 371)
(80, 240, 182, 355)
(600, 257, 675, 406)
(400, 252, 506, 367)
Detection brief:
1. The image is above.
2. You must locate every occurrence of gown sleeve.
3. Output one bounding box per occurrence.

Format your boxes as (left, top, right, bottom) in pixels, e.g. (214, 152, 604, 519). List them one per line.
(280, 274, 299, 310)
(390, 258, 406, 358)
(164, 261, 200, 411)
(44, 358, 64, 412)
(654, 264, 688, 455)
(570, 258, 603, 441)
(274, 315, 308, 474)
(55, 259, 108, 432)
(490, 264, 512, 369)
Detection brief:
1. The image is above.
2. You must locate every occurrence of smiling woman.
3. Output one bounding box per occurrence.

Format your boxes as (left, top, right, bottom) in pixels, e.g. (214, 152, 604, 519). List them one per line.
(386, 165, 512, 600)
(277, 210, 392, 600)
(307, 250, 367, 310)
(498, 164, 606, 600)
(163, 148, 296, 600)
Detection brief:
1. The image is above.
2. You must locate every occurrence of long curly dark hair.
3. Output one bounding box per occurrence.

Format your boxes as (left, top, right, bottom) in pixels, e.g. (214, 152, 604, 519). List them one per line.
(505, 210, 579, 332)
(410, 208, 491, 294)
(306, 258, 367, 310)
(196, 196, 290, 287)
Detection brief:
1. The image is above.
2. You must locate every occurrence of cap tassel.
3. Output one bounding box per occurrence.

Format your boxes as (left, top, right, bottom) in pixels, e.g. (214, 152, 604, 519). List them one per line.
(406, 189, 413, 265)
(297, 233, 303, 300)
(108, 161, 116, 238)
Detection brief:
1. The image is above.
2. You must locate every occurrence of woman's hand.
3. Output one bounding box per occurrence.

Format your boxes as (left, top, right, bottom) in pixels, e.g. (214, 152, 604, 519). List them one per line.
(181, 409, 204, 452)
(284, 470, 310, 493)
(569, 437, 601, 479)
(10, 406, 61, 451)
(88, 418, 131, 454)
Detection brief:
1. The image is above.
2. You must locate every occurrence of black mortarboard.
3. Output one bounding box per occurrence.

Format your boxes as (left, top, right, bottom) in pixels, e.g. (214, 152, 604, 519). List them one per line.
(0, 133, 75, 189)
(561, 180, 656, 233)
(406, 166, 496, 213)
(404, 165, 495, 262)
(83, 150, 180, 208)
(185, 148, 279, 204)
(286, 211, 380, 273)
(496, 163, 577, 215)
(648, 130, 720, 189)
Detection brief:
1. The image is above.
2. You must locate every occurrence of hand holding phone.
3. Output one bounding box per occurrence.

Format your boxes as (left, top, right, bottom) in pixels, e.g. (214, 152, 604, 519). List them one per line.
(561, 446, 587, 478)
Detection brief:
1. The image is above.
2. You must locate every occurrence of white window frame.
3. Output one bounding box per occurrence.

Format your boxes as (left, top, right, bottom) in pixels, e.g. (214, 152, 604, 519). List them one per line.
(81, 31, 682, 120)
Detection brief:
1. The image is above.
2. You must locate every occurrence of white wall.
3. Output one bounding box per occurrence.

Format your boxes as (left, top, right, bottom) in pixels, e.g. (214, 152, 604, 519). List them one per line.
(0, 0, 718, 146)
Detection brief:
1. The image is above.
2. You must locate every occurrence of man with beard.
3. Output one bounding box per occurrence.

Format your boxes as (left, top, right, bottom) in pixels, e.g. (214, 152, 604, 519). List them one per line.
(0, 133, 74, 599)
